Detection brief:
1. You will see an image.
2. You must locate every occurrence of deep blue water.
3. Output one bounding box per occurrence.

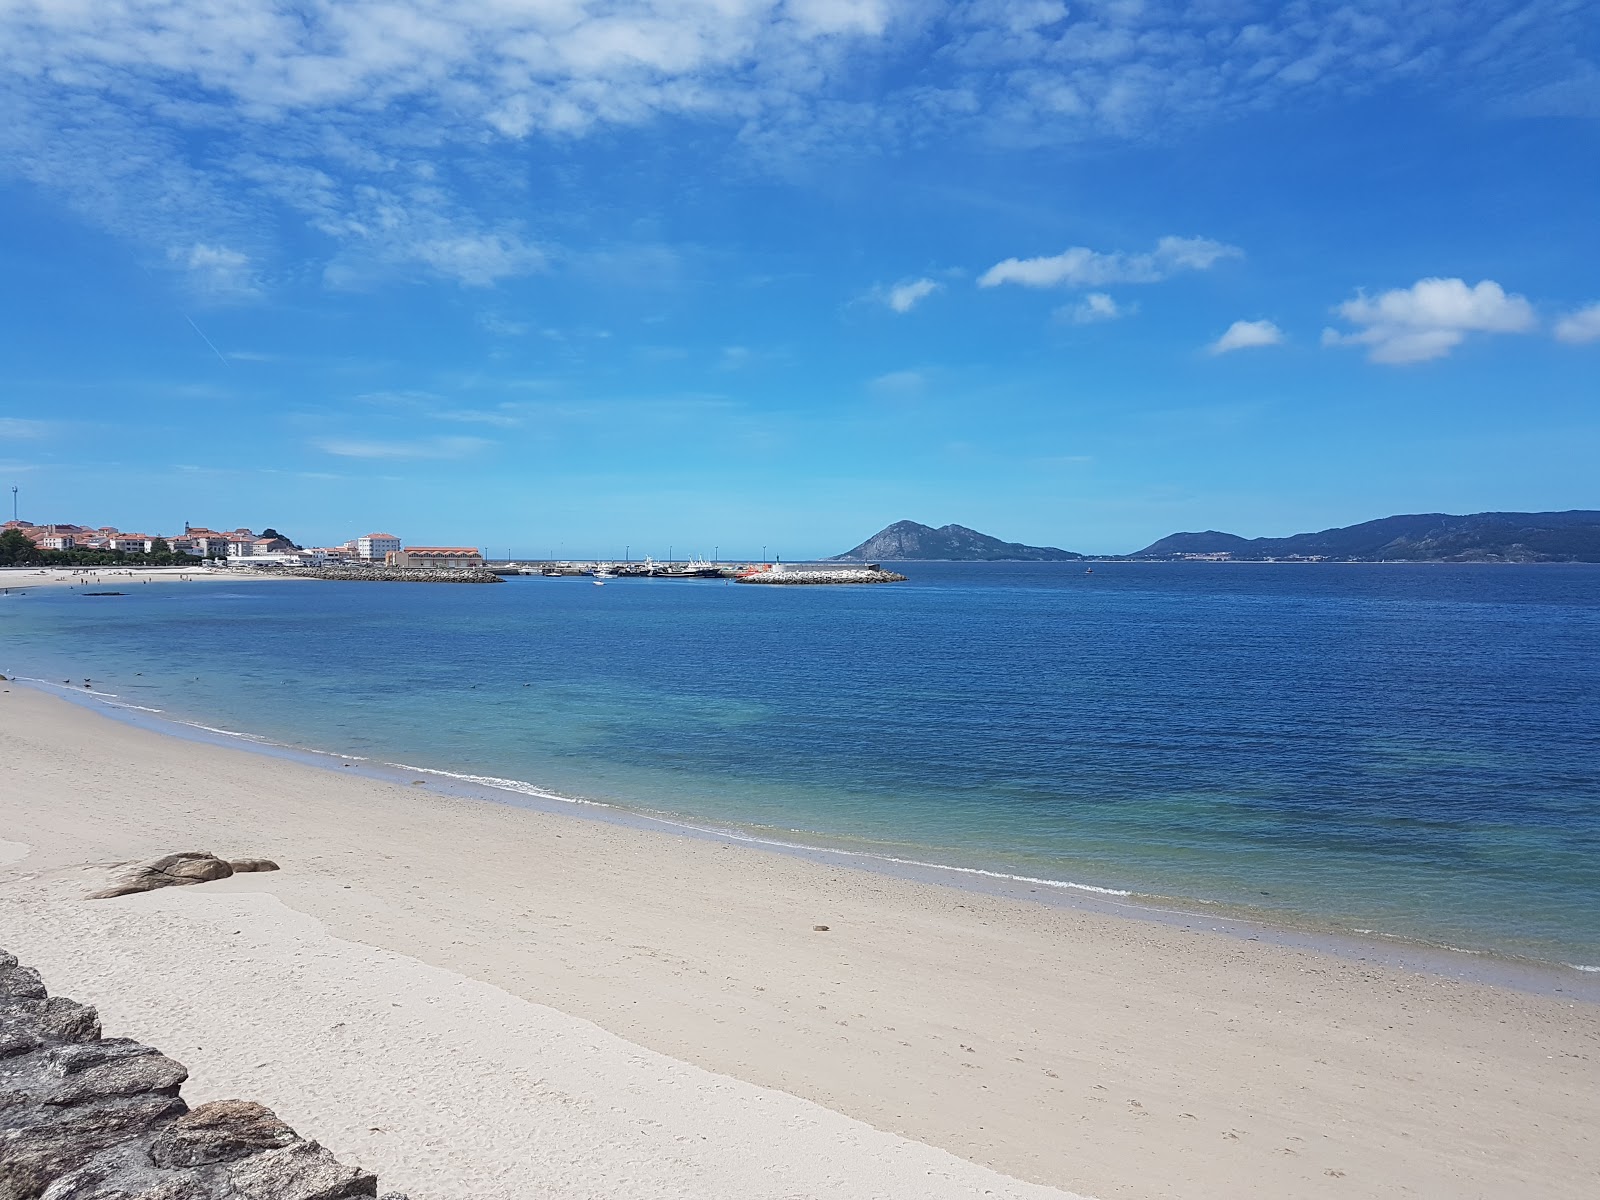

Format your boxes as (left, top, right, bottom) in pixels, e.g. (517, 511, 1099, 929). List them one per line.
(4, 563, 1599, 968)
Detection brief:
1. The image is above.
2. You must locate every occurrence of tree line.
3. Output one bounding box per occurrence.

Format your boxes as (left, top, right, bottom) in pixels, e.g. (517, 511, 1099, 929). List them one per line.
(0, 530, 198, 568)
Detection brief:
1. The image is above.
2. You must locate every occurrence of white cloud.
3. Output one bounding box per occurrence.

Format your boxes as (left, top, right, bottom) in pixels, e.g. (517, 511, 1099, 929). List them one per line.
(1322, 278, 1537, 364)
(0, 418, 50, 439)
(1554, 302, 1600, 344)
(979, 236, 1241, 288)
(173, 243, 259, 300)
(1058, 292, 1130, 324)
(869, 369, 926, 395)
(0, 3, 1581, 297)
(882, 277, 942, 313)
(1209, 319, 1284, 354)
(311, 435, 490, 460)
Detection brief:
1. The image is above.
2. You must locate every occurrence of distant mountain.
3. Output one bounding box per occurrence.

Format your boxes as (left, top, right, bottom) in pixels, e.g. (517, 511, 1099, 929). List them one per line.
(831, 521, 1083, 561)
(1134, 510, 1600, 563)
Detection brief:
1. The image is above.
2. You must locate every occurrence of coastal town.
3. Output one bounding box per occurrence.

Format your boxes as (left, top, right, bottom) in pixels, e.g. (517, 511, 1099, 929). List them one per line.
(0, 519, 906, 584)
(0, 519, 487, 569)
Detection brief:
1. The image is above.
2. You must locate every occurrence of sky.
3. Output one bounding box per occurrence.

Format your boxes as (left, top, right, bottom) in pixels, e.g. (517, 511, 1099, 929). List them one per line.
(2, 1, 1597, 558)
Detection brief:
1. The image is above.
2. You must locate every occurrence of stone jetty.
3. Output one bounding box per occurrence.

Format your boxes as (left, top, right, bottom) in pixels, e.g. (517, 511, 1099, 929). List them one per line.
(737, 567, 907, 585)
(0, 949, 406, 1200)
(275, 566, 501, 584)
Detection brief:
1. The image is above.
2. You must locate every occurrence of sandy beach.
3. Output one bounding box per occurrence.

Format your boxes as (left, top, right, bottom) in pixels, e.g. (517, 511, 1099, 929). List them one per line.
(0, 566, 259, 593)
(1, 686, 1596, 1199)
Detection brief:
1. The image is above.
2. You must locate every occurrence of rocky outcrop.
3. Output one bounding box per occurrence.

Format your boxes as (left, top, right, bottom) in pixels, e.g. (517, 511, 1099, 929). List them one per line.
(0, 950, 404, 1200)
(87, 852, 278, 900)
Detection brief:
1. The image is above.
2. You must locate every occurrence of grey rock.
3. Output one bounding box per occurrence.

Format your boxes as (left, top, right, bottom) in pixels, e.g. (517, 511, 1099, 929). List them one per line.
(223, 1140, 378, 1199)
(1, 1092, 189, 1198)
(37, 997, 99, 1044)
(0, 950, 396, 1200)
(0, 964, 46, 1001)
(38, 1132, 205, 1200)
(88, 853, 234, 900)
(39, 1041, 187, 1105)
(149, 1101, 298, 1168)
(226, 858, 280, 874)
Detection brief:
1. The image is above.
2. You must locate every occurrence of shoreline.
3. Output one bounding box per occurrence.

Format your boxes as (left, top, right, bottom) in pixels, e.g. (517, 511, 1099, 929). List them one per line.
(13, 673, 1599, 1000)
(4, 684, 1598, 1198)
(0, 565, 296, 592)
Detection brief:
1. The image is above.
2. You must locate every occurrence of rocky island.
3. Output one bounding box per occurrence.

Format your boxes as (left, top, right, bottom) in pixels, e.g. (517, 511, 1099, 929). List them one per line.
(831, 521, 1083, 562)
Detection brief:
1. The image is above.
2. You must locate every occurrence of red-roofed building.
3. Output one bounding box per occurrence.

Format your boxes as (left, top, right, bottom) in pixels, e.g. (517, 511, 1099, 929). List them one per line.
(386, 547, 484, 569)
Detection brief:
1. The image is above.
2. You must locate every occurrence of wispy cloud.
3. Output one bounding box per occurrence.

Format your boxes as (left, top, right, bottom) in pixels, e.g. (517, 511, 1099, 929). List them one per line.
(172, 243, 259, 301)
(1322, 278, 1536, 364)
(980, 237, 1241, 289)
(354, 390, 525, 428)
(311, 435, 491, 460)
(1209, 319, 1285, 354)
(0, 3, 1572, 299)
(1057, 292, 1132, 324)
(0, 418, 50, 439)
(869, 369, 926, 395)
(1554, 302, 1600, 344)
(478, 313, 532, 337)
(877, 277, 942, 313)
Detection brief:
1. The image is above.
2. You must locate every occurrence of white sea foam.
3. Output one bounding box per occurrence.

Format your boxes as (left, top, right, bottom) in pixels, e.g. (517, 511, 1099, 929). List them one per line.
(714, 831, 1135, 897)
(389, 763, 609, 807)
(179, 721, 267, 742)
(1567, 963, 1600, 973)
(391, 762, 1134, 898)
(108, 702, 165, 714)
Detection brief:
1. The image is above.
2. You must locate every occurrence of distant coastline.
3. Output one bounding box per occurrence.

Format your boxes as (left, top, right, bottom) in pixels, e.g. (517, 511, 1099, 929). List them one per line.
(835, 509, 1600, 564)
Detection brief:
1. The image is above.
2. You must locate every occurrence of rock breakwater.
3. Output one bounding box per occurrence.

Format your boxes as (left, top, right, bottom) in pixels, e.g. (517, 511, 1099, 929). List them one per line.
(275, 566, 501, 584)
(737, 568, 907, 585)
(0, 950, 405, 1200)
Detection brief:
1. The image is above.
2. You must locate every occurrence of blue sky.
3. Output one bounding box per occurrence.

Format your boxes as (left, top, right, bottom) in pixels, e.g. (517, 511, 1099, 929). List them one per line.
(2, 1, 1597, 557)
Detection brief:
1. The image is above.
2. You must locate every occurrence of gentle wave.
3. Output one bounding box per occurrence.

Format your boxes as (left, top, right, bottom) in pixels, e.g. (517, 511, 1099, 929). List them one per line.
(718, 831, 1135, 897)
(178, 720, 268, 742)
(393, 760, 1134, 898)
(388, 763, 610, 807)
(1568, 963, 1600, 973)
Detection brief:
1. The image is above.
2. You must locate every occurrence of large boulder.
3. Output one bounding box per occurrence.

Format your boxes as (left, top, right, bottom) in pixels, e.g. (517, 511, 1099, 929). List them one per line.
(88, 853, 235, 899)
(0, 949, 393, 1200)
(148, 1101, 299, 1168)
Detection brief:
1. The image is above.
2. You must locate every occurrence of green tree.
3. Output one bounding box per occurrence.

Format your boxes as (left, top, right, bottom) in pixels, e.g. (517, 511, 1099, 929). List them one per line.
(0, 528, 39, 566)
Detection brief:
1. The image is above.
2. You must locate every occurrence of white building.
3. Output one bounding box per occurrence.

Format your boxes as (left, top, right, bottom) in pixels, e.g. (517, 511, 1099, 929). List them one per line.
(355, 532, 401, 561)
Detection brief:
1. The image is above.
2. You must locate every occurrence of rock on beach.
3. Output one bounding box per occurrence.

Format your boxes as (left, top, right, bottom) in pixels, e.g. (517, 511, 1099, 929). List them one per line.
(0, 949, 402, 1200)
(87, 852, 278, 900)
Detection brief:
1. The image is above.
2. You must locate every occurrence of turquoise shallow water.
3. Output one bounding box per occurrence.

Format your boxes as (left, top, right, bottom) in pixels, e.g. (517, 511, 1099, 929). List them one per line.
(3, 563, 1598, 970)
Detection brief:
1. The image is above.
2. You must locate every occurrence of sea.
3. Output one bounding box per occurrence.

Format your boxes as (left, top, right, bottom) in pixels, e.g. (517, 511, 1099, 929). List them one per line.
(4, 562, 1599, 979)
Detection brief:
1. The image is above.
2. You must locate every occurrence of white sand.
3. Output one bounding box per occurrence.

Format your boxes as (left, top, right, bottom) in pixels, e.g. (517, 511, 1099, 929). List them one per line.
(2, 687, 1597, 1199)
(0, 565, 267, 591)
